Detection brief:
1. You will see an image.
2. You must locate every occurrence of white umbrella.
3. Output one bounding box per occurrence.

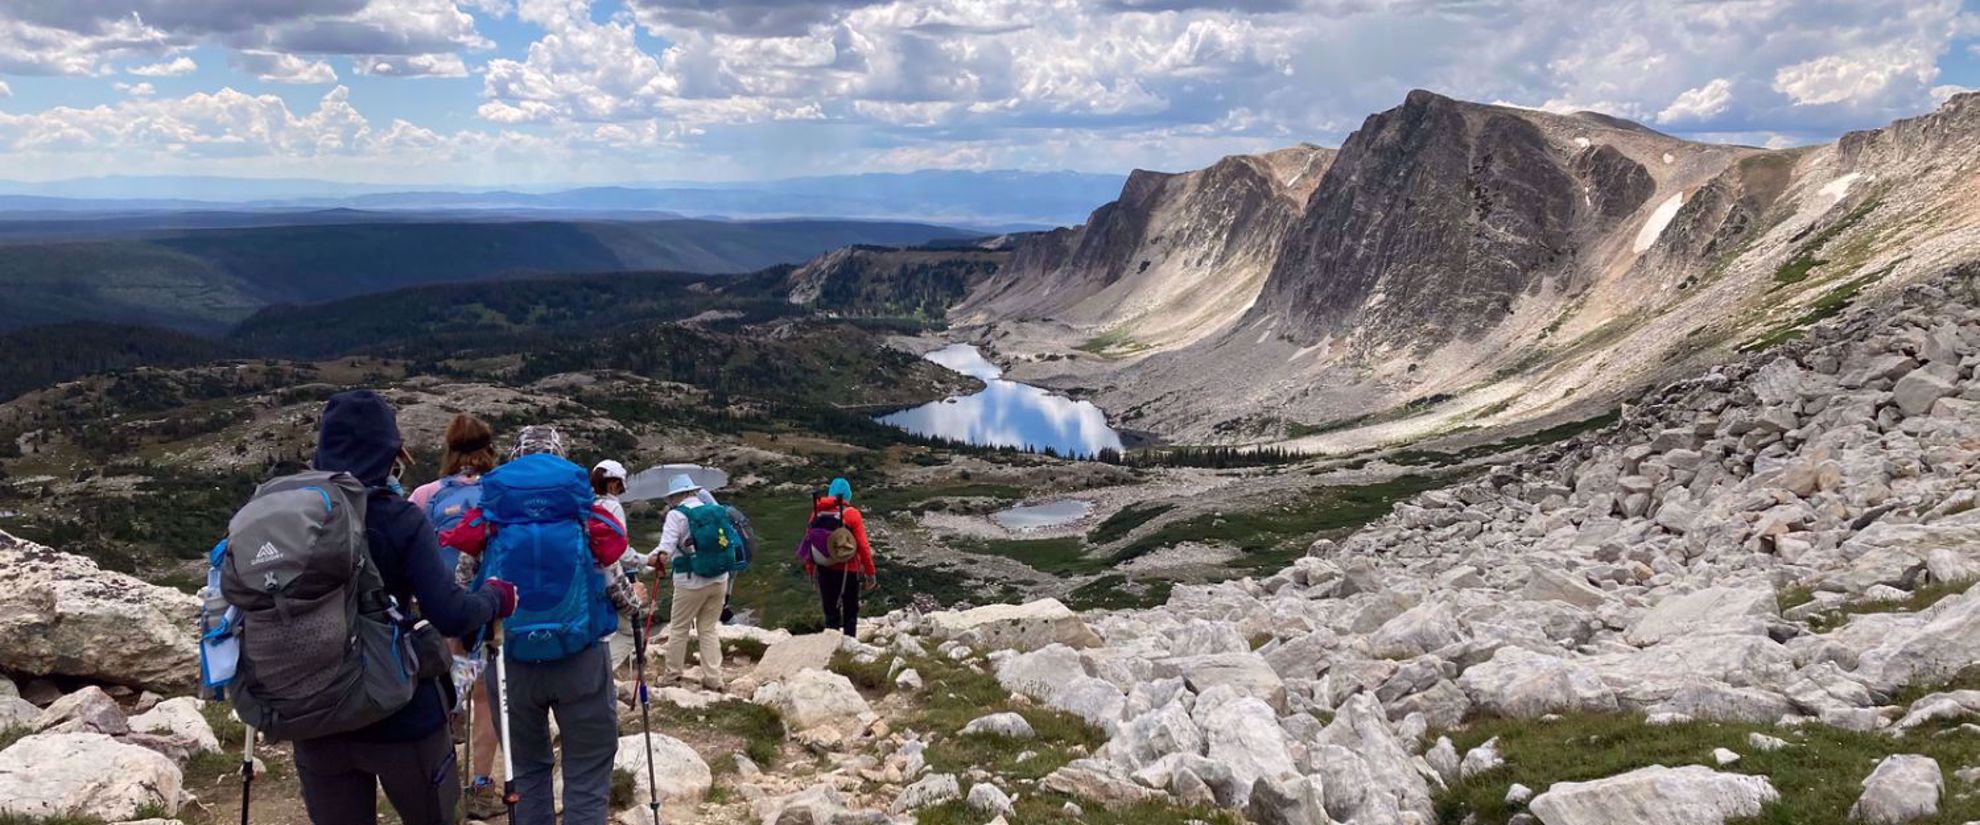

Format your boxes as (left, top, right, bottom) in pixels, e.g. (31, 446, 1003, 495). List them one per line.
(621, 463, 731, 503)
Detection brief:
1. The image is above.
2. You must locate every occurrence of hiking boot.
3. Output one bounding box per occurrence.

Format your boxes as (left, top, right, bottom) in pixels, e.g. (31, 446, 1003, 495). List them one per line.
(464, 776, 507, 821)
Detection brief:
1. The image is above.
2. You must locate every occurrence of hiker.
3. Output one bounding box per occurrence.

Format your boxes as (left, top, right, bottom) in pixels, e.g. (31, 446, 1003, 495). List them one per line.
(406, 413, 505, 817)
(802, 477, 876, 637)
(289, 391, 517, 825)
(591, 458, 646, 675)
(704, 488, 756, 624)
(650, 474, 745, 689)
(441, 426, 638, 825)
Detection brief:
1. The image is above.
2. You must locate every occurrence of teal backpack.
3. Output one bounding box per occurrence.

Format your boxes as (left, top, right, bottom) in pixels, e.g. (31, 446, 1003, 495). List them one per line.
(675, 503, 745, 578)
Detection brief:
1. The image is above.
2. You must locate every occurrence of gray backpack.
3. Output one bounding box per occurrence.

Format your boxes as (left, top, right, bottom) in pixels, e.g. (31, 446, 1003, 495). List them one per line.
(219, 471, 419, 741)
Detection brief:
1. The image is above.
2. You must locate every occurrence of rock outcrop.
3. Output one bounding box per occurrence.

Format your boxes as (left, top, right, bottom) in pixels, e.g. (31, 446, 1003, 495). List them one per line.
(0, 531, 200, 694)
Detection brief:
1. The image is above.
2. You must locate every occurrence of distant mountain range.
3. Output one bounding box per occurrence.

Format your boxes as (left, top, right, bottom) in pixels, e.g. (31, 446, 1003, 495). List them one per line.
(0, 169, 1128, 229)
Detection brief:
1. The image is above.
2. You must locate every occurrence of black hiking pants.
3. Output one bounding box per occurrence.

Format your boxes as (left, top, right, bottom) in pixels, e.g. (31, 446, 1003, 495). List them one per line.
(817, 566, 862, 637)
(294, 722, 459, 825)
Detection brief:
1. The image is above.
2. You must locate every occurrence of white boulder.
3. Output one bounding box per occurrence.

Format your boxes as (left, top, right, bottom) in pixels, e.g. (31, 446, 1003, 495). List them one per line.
(750, 669, 872, 733)
(0, 732, 183, 820)
(612, 732, 711, 803)
(1623, 586, 1776, 646)
(925, 598, 1101, 651)
(1458, 646, 1619, 717)
(960, 712, 1036, 739)
(0, 533, 201, 694)
(128, 697, 220, 755)
(1528, 765, 1777, 825)
(1848, 755, 1942, 824)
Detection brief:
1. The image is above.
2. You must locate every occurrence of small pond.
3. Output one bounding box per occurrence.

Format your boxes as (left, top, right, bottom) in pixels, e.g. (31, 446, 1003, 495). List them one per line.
(990, 499, 1094, 531)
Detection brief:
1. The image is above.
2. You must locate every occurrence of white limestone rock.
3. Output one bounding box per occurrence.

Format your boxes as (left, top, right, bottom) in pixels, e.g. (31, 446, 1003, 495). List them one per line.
(1528, 765, 1777, 825)
(925, 599, 1101, 652)
(0, 532, 201, 694)
(1623, 586, 1777, 646)
(1849, 755, 1942, 824)
(0, 732, 183, 820)
(750, 669, 873, 733)
(890, 773, 960, 814)
(960, 712, 1036, 739)
(128, 697, 220, 755)
(612, 732, 711, 803)
(1458, 646, 1619, 717)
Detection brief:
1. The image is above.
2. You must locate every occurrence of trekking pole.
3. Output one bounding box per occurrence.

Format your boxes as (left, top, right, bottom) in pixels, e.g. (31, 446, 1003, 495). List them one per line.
(634, 607, 663, 825)
(491, 619, 520, 825)
(462, 647, 475, 813)
(238, 724, 255, 825)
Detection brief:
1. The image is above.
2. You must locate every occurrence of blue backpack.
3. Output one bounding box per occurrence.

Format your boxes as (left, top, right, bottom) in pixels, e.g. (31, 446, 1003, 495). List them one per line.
(425, 475, 483, 572)
(475, 454, 619, 663)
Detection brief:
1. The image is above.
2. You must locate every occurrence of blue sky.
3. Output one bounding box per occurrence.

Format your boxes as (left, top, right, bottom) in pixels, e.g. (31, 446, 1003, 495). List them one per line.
(0, 0, 1975, 186)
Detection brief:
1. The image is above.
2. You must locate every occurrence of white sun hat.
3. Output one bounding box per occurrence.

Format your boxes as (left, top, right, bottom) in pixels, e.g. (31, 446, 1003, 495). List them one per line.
(593, 459, 628, 482)
(663, 473, 703, 499)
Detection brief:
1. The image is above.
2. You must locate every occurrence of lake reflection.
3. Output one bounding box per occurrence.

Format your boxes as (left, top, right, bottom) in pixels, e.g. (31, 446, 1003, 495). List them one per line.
(880, 344, 1124, 457)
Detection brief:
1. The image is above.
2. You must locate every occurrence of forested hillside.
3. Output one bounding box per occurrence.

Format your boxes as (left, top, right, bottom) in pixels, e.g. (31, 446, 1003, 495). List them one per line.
(0, 217, 975, 333)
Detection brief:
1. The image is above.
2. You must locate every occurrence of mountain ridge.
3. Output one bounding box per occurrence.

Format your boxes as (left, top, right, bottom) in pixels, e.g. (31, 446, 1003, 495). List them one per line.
(952, 89, 1980, 449)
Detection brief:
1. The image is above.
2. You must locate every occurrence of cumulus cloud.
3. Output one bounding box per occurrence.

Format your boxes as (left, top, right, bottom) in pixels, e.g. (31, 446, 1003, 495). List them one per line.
(625, 0, 889, 37)
(232, 50, 340, 84)
(0, 14, 173, 75)
(1657, 78, 1734, 123)
(113, 81, 158, 96)
(129, 56, 199, 76)
(354, 52, 469, 76)
(0, 1, 491, 79)
(0, 80, 10, 99)
(257, 0, 492, 55)
(1, 0, 1976, 181)
(1773, 45, 1938, 107)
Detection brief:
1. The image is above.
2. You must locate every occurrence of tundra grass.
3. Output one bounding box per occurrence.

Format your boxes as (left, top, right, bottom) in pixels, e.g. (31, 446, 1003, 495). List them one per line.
(1387, 410, 1620, 467)
(1807, 578, 1977, 632)
(1436, 712, 1980, 825)
(906, 655, 1106, 781)
(1087, 503, 1177, 546)
(1111, 473, 1456, 570)
(1064, 574, 1174, 611)
(956, 536, 1109, 576)
(657, 699, 786, 768)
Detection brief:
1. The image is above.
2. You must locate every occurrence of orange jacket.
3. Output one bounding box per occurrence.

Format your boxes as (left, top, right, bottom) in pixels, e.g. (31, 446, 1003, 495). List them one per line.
(806, 496, 876, 577)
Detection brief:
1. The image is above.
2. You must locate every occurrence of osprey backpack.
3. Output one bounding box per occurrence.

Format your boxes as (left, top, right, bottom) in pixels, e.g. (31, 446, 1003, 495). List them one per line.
(476, 454, 618, 663)
(207, 471, 420, 741)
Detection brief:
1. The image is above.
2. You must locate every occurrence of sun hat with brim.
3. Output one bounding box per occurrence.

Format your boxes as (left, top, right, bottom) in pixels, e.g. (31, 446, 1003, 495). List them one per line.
(594, 459, 628, 482)
(664, 473, 703, 499)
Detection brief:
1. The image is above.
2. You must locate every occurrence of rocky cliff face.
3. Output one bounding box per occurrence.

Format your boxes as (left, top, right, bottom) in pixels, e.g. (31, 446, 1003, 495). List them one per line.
(957, 145, 1332, 352)
(786, 244, 1009, 319)
(959, 91, 1980, 447)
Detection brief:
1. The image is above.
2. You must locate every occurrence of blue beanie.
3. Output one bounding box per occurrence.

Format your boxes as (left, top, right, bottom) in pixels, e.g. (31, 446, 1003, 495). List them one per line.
(828, 477, 853, 503)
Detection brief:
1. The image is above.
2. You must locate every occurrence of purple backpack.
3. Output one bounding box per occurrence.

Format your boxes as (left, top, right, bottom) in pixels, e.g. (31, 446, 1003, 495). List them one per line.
(796, 507, 858, 568)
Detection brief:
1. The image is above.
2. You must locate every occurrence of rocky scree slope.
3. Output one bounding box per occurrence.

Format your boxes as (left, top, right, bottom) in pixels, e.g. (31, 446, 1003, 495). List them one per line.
(956, 145, 1333, 353)
(957, 269, 1980, 823)
(963, 91, 1980, 450)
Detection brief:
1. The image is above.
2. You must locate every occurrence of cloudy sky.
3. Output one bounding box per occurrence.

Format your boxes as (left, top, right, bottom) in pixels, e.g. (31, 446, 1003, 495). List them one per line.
(0, 0, 1975, 186)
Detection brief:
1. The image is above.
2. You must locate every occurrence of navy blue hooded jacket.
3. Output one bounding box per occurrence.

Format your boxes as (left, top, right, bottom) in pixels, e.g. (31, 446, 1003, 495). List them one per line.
(312, 390, 500, 743)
